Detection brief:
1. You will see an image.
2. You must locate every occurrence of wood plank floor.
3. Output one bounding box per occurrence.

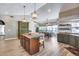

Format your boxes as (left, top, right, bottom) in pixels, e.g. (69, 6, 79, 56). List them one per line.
(0, 36, 75, 56)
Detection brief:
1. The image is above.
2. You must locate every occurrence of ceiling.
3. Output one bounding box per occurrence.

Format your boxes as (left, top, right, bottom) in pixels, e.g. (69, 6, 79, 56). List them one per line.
(0, 3, 45, 15)
(0, 3, 79, 25)
(35, 3, 62, 23)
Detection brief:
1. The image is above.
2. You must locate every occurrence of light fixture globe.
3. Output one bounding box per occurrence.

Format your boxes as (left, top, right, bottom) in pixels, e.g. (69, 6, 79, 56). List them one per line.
(32, 11, 38, 19)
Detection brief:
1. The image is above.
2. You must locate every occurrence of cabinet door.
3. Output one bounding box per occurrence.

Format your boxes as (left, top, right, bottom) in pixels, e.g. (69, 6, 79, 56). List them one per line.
(20, 36, 26, 49)
(57, 34, 64, 43)
(69, 35, 76, 47)
(63, 34, 70, 44)
(20, 36, 24, 47)
(30, 39, 39, 55)
(25, 40, 30, 52)
(75, 36, 79, 48)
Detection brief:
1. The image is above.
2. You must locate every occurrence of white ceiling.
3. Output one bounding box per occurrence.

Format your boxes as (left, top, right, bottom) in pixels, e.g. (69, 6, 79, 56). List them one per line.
(36, 3, 62, 23)
(0, 3, 79, 24)
(0, 3, 45, 15)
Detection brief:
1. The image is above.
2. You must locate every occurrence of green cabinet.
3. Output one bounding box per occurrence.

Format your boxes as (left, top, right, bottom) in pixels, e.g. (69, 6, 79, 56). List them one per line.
(18, 21, 29, 38)
(57, 34, 70, 44)
(57, 33, 79, 48)
(69, 35, 79, 48)
(75, 36, 79, 48)
(69, 35, 76, 47)
(57, 34, 64, 42)
(63, 34, 70, 44)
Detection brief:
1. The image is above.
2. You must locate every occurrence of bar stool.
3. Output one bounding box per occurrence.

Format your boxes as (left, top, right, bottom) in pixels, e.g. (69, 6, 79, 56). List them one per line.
(39, 33, 45, 48)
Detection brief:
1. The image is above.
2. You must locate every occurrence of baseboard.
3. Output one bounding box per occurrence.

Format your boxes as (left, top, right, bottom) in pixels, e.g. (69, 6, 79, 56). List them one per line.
(4, 37, 18, 40)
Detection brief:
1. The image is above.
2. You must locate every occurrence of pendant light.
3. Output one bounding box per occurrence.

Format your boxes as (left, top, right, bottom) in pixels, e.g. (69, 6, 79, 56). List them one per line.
(46, 18, 49, 26)
(46, 18, 50, 26)
(22, 5, 26, 22)
(32, 3, 38, 19)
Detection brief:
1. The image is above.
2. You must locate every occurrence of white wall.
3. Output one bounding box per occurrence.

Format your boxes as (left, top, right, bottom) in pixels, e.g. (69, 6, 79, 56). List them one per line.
(0, 15, 39, 39)
(1, 16, 18, 39)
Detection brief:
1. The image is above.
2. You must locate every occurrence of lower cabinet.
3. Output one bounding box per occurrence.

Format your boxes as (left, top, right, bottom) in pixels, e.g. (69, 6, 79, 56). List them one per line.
(63, 34, 70, 44)
(57, 34, 70, 44)
(75, 36, 79, 48)
(69, 35, 76, 47)
(57, 34, 64, 42)
(57, 33, 79, 48)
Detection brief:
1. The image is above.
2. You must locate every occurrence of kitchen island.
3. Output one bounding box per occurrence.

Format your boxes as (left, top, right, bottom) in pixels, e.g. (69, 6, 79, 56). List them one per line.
(19, 33, 40, 55)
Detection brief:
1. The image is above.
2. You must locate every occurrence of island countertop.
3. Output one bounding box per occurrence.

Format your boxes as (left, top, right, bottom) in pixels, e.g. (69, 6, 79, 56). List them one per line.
(21, 32, 40, 39)
(66, 33, 79, 36)
(58, 32, 79, 36)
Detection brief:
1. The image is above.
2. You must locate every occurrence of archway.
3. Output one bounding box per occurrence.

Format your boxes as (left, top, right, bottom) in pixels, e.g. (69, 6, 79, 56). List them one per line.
(0, 20, 5, 40)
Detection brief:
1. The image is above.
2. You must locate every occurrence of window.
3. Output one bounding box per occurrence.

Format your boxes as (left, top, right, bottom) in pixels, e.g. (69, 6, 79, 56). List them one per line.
(38, 25, 58, 33)
(39, 26, 47, 32)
